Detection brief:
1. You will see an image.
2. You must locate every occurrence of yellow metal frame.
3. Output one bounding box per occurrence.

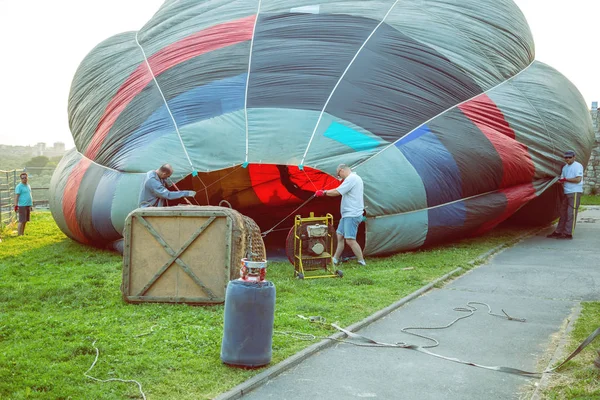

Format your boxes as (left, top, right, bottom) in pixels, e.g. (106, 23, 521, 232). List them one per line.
(293, 212, 340, 279)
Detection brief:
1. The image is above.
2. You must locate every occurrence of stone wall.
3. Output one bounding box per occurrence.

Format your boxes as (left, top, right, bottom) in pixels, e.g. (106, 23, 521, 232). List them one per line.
(583, 108, 600, 195)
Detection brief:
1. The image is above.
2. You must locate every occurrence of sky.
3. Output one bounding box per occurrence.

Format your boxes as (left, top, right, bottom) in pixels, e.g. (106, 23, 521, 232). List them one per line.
(0, 0, 598, 148)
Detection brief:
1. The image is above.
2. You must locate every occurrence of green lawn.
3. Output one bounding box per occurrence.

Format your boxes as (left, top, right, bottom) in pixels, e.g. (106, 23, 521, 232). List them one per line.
(0, 212, 537, 399)
(538, 303, 600, 399)
(581, 195, 600, 205)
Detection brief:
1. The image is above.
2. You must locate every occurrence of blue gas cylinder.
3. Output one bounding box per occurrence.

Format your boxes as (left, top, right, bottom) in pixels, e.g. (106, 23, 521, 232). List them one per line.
(220, 279, 276, 367)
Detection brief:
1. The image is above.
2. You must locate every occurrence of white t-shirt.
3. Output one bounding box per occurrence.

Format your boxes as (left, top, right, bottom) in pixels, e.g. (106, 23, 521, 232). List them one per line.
(336, 172, 364, 218)
(561, 161, 584, 194)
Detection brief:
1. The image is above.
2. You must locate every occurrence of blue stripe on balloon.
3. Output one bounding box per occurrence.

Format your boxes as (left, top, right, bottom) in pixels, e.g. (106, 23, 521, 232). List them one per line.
(395, 125, 431, 146)
(427, 201, 466, 227)
(323, 122, 380, 151)
(395, 124, 463, 208)
(133, 74, 247, 141)
(91, 170, 121, 240)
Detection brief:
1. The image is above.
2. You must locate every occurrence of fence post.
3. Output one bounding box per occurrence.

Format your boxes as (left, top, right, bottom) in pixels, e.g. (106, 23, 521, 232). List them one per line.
(12, 170, 16, 224)
(0, 173, 3, 229)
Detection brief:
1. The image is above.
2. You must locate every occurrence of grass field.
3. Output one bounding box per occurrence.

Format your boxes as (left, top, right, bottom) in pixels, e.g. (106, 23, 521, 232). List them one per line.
(0, 211, 587, 399)
(540, 303, 600, 399)
(581, 195, 600, 205)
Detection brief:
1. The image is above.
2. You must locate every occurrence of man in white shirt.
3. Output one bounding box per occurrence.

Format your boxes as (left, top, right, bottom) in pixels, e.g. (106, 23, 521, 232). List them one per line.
(546, 150, 584, 240)
(315, 164, 366, 265)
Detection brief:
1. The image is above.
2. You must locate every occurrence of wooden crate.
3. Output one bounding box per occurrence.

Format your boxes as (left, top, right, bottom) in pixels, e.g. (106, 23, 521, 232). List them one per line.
(121, 206, 264, 304)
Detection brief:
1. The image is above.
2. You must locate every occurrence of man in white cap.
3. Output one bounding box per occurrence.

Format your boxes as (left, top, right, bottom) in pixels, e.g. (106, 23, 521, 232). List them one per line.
(546, 150, 584, 239)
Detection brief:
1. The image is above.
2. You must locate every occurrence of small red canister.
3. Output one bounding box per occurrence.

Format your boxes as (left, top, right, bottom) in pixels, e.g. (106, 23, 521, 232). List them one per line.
(239, 258, 267, 282)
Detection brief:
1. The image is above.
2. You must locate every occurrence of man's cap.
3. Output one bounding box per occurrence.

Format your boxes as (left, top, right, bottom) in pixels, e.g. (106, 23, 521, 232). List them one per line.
(563, 150, 575, 157)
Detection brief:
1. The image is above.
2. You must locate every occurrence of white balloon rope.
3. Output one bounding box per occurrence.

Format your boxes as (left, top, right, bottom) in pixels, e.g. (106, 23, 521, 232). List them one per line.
(300, 0, 402, 166)
(261, 167, 339, 237)
(134, 32, 212, 203)
(84, 340, 146, 400)
(134, 31, 194, 170)
(243, 0, 263, 165)
(352, 60, 536, 171)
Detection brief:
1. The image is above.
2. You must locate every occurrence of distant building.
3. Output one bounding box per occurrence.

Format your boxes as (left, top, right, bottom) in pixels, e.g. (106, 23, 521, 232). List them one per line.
(53, 142, 66, 153)
(33, 142, 67, 158)
(34, 142, 47, 156)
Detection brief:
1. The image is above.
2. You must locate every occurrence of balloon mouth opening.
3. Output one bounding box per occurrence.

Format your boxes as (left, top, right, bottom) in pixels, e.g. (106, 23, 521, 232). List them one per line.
(169, 163, 365, 250)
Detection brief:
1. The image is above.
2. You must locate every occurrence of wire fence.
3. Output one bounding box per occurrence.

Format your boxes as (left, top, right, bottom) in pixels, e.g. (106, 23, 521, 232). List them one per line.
(0, 170, 17, 229)
(0, 167, 55, 229)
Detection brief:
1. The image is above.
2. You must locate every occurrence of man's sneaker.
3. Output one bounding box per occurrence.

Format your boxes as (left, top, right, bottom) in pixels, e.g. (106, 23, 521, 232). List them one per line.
(557, 234, 573, 240)
(332, 257, 339, 265)
(546, 232, 562, 238)
(357, 259, 367, 266)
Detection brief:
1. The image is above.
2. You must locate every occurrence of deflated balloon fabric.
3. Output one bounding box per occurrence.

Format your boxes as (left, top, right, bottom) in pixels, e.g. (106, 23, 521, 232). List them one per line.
(49, 0, 595, 255)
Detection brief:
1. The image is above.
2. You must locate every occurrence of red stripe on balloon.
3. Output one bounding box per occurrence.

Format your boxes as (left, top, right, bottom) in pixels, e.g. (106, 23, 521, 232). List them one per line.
(84, 14, 257, 159)
(62, 158, 92, 244)
(459, 94, 535, 188)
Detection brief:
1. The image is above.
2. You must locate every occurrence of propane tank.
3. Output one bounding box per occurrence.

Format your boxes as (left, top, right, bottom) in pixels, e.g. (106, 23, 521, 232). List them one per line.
(221, 259, 275, 367)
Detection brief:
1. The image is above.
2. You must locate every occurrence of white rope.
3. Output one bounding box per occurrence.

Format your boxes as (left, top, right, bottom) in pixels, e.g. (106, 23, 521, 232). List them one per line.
(84, 340, 147, 400)
(202, 165, 242, 190)
(367, 172, 556, 222)
(261, 195, 316, 236)
(399, 5, 556, 157)
(300, 0, 403, 166)
(244, 0, 263, 163)
(367, 188, 500, 220)
(301, 169, 319, 191)
(352, 60, 536, 171)
(135, 32, 194, 170)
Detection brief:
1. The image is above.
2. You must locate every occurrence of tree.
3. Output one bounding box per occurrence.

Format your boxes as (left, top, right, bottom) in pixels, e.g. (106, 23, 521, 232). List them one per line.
(25, 156, 49, 168)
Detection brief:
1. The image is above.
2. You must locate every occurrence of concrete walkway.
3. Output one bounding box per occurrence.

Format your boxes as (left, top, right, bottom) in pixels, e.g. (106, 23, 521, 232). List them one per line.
(234, 207, 600, 400)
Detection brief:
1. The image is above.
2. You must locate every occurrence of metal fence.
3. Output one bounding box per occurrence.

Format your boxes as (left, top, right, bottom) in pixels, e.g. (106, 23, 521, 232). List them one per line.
(0, 170, 17, 229)
(0, 167, 54, 229)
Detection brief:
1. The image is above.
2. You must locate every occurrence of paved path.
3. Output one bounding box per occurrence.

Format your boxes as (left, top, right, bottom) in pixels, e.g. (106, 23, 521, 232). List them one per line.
(239, 207, 600, 400)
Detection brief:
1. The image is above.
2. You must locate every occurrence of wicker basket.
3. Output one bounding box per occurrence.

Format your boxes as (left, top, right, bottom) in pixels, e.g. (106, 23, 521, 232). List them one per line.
(121, 205, 265, 304)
